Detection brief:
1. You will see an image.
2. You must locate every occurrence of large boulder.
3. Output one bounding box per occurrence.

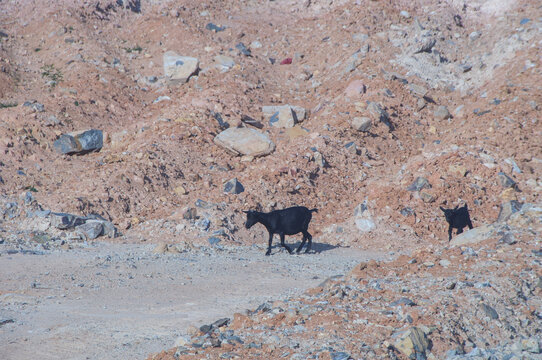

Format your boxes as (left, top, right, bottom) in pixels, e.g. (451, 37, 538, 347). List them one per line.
(54, 129, 103, 155)
(163, 51, 199, 84)
(214, 127, 275, 157)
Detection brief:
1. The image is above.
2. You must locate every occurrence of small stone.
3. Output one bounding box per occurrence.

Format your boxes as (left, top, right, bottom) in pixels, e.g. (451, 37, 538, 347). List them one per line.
(153, 243, 168, 254)
(313, 151, 326, 168)
(480, 303, 499, 320)
(235, 42, 251, 56)
(469, 31, 481, 41)
(205, 23, 225, 32)
(344, 80, 366, 97)
(351, 117, 372, 132)
(262, 105, 306, 126)
(355, 218, 375, 232)
(497, 201, 523, 222)
(417, 98, 426, 111)
(331, 352, 351, 360)
(408, 84, 428, 98)
(434, 106, 451, 120)
(367, 102, 391, 129)
(174, 185, 188, 196)
(391, 297, 416, 307)
(497, 172, 516, 188)
(407, 177, 431, 192)
(224, 178, 244, 194)
(414, 37, 436, 53)
(199, 324, 213, 334)
(50, 212, 85, 230)
(183, 207, 197, 220)
(420, 191, 435, 203)
(54, 129, 103, 155)
(208, 237, 221, 246)
(400, 10, 411, 19)
(214, 55, 235, 71)
(214, 127, 275, 157)
(500, 188, 518, 202)
(75, 221, 104, 240)
(250, 41, 262, 49)
(499, 233, 516, 245)
(163, 51, 199, 84)
(271, 106, 296, 128)
(394, 327, 431, 359)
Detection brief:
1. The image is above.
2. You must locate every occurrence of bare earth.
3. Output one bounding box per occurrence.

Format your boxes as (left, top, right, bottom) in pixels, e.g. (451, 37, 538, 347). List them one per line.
(0, 242, 386, 359)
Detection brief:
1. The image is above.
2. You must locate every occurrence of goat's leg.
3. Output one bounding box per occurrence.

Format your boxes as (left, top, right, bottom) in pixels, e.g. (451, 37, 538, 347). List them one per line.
(279, 233, 293, 254)
(303, 231, 312, 253)
(265, 232, 274, 256)
(296, 235, 307, 253)
(467, 217, 473, 229)
(448, 226, 453, 241)
(457, 227, 463, 235)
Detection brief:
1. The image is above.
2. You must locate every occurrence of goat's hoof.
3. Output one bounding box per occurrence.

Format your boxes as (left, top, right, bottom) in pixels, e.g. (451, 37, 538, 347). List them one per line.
(265, 252, 271, 256)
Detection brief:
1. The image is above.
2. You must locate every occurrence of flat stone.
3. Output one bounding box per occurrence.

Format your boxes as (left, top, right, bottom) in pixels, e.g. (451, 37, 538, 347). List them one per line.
(75, 221, 104, 240)
(215, 55, 235, 71)
(391, 297, 416, 307)
(367, 102, 391, 129)
(224, 178, 244, 194)
(480, 303, 499, 320)
(163, 51, 199, 84)
(408, 83, 428, 98)
(262, 105, 306, 125)
(344, 80, 366, 97)
(50, 212, 85, 230)
(407, 177, 431, 191)
(355, 218, 375, 232)
(394, 327, 431, 359)
(214, 127, 275, 157)
(434, 106, 451, 120)
(497, 172, 516, 188)
(351, 117, 372, 132)
(450, 224, 496, 247)
(54, 129, 103, 155)
(497, 201, 523, 222)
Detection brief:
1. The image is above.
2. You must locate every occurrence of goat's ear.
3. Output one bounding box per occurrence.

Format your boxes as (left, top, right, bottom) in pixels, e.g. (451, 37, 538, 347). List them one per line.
(440, 207, 446, 212)
(454, 205, 459, 210)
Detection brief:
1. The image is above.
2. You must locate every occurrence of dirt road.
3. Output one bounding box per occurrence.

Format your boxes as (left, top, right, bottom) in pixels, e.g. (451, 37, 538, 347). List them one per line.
(0, 241, 388, 359)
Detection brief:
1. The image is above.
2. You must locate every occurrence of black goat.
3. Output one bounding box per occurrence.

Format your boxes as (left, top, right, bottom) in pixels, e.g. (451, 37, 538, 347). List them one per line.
(440, 204, 473, 241)
(244, 206, 317, 256)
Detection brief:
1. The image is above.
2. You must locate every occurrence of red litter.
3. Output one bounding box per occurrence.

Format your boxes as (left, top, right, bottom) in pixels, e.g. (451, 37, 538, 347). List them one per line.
(280, 58, 292, 65)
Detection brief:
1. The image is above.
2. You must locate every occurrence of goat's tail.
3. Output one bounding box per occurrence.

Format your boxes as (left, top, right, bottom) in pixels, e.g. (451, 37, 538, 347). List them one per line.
(310, 208, 318, 213)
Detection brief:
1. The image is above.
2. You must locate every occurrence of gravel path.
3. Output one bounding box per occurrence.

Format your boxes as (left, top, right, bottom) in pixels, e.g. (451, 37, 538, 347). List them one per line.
(0, 242, 388, 360)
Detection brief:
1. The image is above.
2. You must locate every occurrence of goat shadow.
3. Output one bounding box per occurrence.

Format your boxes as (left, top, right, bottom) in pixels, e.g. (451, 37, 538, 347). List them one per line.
(270, 240, 342, 255)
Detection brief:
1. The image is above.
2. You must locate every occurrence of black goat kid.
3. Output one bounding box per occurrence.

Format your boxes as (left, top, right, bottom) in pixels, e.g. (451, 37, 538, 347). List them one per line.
(440, 204, 473, 241)
(244, 206, 317, 256)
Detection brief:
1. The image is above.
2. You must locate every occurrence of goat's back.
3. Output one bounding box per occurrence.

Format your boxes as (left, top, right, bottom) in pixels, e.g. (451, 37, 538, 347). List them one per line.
(268, 206, 314, 234)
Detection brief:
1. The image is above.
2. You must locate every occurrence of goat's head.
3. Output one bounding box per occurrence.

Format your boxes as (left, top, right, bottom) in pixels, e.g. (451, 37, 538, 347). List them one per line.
(440, 206, 458, 224)
(243, 210, 258, 229)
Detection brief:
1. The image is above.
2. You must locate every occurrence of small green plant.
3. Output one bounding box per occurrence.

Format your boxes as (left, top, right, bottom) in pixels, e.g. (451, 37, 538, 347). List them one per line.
(34, 47, 41, 52)
(24, 185, 38, 192)
(41, 64, 63, 87)
(124, 45, 143, 53)
(0, 102, 17, 108)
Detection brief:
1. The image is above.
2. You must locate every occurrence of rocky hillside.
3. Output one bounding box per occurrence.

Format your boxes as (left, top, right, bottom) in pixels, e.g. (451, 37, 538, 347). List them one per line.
(0, 0, 540, 359)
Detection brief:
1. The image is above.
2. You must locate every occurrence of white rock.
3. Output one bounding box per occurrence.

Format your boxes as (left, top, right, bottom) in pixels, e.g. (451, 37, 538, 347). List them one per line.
(214, 127, 275, 157)
(163, 51, 199, 84)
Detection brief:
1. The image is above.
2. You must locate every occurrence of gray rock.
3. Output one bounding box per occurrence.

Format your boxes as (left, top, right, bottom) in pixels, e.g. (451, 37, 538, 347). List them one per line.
(497, 172, 516, 188)
(250, 41, 262, 49)
(208, 236, 221, 245)
(434, 106, 451, 120)
(408, 83, 428, 98)
(331, 352, 351, 360)
(407, 177, 431, 191)
(50, 212, 85, 230)
(469, 31, 481, 41)
(195, 218, 210, 231)
(313, 151, 326, 168)
(450, 224, 497, 247)
(214, 127, 275, 157)
(163, 51, 199, 84)
(76, 221, 104, 240)
(414, 37, 436, 53)
(498, 233, 516, 245)
(235, 43, 251, 56)
(205, 23, 225, 32)
(224, 178, 244, 194)
(367, 102, 391, 129)
(215, 55, 235, 71)
(391, 297, 416, 307)
(394, 327, 431, 359)
(400, 10, 411, 19)
(262, 105, 306, 127)
(521, 338, 540, 353)
(497, 201, 523, 222)
(100, 221, 118, 238)
(23, 101, 45, 112)
(54, 129, 103, 155)
(504, 158, 521, 174)
(480, 303, 499, 320)
(355, 218, 375, 232)
(351, 117, 372, 132)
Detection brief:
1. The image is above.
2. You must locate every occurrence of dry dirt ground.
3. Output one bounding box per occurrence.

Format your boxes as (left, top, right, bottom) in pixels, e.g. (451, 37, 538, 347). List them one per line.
(0, 0, 541, 359)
